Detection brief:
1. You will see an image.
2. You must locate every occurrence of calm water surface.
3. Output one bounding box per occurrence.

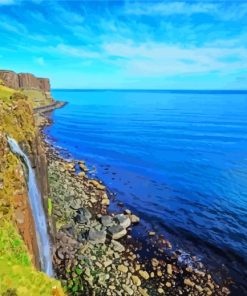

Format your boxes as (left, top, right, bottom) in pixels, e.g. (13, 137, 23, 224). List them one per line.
(47, 90, 247, 294)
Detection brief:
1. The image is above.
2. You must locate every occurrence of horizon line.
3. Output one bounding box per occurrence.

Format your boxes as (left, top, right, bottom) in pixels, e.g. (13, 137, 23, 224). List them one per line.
(52, 88, 247, 92)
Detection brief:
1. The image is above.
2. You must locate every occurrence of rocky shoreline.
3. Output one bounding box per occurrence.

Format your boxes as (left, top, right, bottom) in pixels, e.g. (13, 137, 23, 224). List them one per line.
(39, 108, 231, 296)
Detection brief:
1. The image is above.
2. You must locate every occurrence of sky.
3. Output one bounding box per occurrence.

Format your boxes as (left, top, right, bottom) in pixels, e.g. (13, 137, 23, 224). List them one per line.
(0, 0, 247, 89)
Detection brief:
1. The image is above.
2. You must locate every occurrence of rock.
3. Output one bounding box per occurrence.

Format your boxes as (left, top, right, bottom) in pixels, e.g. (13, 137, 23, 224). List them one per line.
(114, 214, 131, 229)
(131, 275, 141, 287)
(78, 172, 85, 177)
(158, 288, 165, 294)
(74, 208, 92, 224)
(108, 225, 127, 240)
(124, 209, 132, 215)
(101, 215, 114, 227)
(184, 278, 195, 287)
(139, 270, 149, 280)
(166, 282, 172, 288)
(118, 264, 128, 273)
(151, 258, 159, 267)
(88, 229, 106, 244)
(0, 70, 51, 92)
(102, 198, 110, 206)
(135, 264, 141, 271)
(79, 163, 89, 172)
(157, 270, 162, 277)
(64, 162, 75, 171)
(122, 284, 133, 295)
(56, 248, 65, 260)
(89, 179, 105, 190)
(138, 287, 149, 296)
(207, 282, 214, 290)
(148, 231, 155, 236)
(111, 240, 125, 252)
(167, 264, 173, 275)
(195, 285, 204, 292)
(130, 214, 140, 224)
(104, 260, 113, 268)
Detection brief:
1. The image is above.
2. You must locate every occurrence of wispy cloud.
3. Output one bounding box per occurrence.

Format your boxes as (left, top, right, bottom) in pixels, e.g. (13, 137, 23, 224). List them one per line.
(0, 0, 247, 88)
(103, 41, 247, 76)
(55, 44, 100, 59)
(125, 1, 247, 20)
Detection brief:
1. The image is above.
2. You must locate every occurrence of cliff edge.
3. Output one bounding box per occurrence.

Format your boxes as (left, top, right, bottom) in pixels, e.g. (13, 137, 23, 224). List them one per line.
(0, 70, 54, 107)
(0, 81, 64, 294)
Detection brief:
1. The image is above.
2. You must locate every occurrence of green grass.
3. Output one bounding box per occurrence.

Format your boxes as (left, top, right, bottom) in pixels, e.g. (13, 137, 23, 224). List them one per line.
(22, 89, 52, 107)
(0, 85, 16, 102)
(0, 221, 65, 296)
(48, 198, 53, 216)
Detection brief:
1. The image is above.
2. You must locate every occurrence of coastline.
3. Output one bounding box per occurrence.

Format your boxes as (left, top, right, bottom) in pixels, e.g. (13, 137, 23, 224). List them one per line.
(39, 101, 231, 296)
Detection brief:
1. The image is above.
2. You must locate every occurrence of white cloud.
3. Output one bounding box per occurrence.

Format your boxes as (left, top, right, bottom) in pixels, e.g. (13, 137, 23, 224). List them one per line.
(55, 44, 100, 59)
(103, 41, 247, 76)
(125, 1, 247, 20)
(0, 17, 27, 34)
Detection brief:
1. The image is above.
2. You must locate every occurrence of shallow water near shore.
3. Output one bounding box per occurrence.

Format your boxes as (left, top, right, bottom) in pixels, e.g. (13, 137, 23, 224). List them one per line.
(46, 89, 247, 294)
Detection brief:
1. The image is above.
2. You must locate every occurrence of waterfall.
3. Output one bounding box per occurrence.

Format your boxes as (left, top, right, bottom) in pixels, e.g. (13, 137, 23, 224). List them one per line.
(7, 137, 53, 276)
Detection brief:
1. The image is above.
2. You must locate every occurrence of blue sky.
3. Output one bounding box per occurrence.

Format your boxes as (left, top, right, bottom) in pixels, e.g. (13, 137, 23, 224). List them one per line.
(0, 0, 247, 89)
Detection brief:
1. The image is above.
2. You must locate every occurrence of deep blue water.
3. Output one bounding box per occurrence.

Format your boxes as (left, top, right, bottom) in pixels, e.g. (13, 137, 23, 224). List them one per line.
(47, 90, 247, 293)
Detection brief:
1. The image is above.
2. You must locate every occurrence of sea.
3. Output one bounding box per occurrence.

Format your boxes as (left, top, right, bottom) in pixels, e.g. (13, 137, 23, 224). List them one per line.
(45, 89, 247, 295)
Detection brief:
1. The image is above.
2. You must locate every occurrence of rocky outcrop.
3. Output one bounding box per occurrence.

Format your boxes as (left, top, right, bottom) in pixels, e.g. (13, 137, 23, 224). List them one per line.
(38, 78, 50, 93)
(0, 70, 19, 89)
(0, 70, 51, 92)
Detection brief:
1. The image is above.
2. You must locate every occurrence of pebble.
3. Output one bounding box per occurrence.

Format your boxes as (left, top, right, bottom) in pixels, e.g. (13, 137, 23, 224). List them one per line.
(167, 264, 173, 275)
(157, 270, 162, 277)
(123, 285, 134, 295)
(195, 285, 204, 292)
(131, 275, 141, 287)
(207, 282, 214, 290)
(138, 287, 149, 296)
(139, 270, 150, 280)
(184, 278, 195, 287)
(166, 282, 172, 288)
(158, 288, 165, 294)
(151, 258, 159, 267)
(118, 264, 128, 273)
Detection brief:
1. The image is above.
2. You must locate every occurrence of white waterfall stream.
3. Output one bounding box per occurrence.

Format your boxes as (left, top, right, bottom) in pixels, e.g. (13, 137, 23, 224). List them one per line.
(7, 137, 53, 276)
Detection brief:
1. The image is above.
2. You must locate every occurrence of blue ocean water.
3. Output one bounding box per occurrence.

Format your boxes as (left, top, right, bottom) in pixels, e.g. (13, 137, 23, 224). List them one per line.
(46, 90, 247, 293)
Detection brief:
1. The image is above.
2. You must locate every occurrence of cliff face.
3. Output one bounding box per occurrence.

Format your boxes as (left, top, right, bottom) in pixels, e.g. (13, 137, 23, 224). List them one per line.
(0, 70, 19, 89)
(0, 85, 64, 295)
(0, 70, 51, 92)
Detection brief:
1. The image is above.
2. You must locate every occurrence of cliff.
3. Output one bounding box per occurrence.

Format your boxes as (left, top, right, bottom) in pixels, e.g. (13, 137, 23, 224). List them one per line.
(0, 70, 51, 92)
(0, 85, 64, 295)
(0, 70, 54, 108)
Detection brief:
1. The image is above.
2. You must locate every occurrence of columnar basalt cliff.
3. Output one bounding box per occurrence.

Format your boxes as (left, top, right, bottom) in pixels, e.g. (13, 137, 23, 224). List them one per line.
(0, 70, 51, 93)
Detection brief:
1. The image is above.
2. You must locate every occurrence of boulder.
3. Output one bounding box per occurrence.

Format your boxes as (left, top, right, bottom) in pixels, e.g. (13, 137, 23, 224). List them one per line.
(108, 225, 127, 240)
(100, 215, 114, 227)
(130, 214, 140, 224)
(88, 229, 106, 244)
(74, 208, 92, 224)
(114, 214, 131, 229)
